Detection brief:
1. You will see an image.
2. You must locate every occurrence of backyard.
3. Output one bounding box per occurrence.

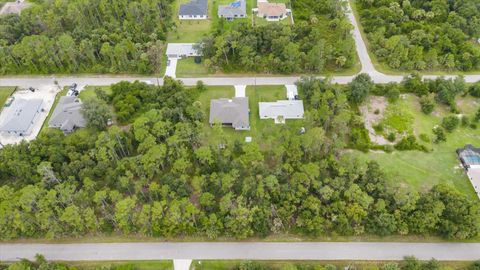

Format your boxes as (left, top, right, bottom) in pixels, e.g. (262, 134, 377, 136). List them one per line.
(352, 94, 480, 199)
(198, 85, 305, 148)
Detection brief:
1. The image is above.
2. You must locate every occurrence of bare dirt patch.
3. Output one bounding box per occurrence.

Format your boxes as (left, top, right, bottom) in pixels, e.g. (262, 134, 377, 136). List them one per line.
(359, 96, 393, 145)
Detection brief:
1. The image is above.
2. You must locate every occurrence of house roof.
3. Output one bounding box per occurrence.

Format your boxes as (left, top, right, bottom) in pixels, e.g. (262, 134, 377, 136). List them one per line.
(0, 98, 43, 133)
(48, 96, 86, 132)
(258, 2, 287, 17)
(179, 0, 208, 16)
(259, 100, 304, 120)
(166, 43, 200, 57)
(0, 1, 31, 15)
(209, 97, 249, 129)
(219, 0, 246, 18)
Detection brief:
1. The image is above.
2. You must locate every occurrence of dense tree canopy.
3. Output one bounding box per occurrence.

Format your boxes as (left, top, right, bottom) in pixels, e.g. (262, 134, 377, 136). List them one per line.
(357, 0, 480, 71)
(0, 0, 173, 74)
(200, 0, 356, 73)
(0, 78, 477, 241)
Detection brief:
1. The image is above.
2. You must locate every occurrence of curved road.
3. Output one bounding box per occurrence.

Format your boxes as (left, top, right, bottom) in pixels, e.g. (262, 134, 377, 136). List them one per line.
(1, 242, 480, 262)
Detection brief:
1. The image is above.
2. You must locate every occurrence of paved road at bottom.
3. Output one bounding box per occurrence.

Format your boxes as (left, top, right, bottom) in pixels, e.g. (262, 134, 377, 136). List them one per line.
(1, 242, 480, 262)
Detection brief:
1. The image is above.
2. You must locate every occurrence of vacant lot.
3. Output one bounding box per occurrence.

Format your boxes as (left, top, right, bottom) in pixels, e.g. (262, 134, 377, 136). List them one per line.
(353, 94, 479, 199)
(198, 85, 304, 147)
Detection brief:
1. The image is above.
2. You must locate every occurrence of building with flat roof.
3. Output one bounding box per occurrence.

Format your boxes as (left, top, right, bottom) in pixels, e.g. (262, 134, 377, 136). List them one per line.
(179, 0, 208, 19)
(0, 98, 43, 136)
(209, 97, 250, 130)
(259, 100, 304, 124)
(219, 0, 246, 20)
(48, 96, 86, 134)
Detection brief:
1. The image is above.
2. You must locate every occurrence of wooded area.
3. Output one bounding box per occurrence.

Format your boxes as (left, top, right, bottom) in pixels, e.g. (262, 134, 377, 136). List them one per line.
(0, 0, 173, 74)
(200, 0, 356, 73)
(356, 0, 480, 71)
(0, 78, 477, 240)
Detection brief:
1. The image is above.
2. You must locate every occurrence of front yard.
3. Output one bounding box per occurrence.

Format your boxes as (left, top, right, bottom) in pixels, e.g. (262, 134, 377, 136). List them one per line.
(198, 85, 305, 148)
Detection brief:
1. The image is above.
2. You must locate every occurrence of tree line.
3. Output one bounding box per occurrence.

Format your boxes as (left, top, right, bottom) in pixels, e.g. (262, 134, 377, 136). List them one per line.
(0, 78, 478, 240)
(356, 0, 480, 71)
(199, 0, 356, 74)
(0, 0, 173, 74)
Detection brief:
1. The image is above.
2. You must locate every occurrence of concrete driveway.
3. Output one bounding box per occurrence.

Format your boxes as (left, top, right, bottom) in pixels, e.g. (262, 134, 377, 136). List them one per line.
(165, 58, 178, 78)
(235, 85, 246, 97)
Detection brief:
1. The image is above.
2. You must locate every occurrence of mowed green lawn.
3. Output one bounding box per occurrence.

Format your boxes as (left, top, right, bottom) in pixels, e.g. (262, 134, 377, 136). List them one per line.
(198, 85, 305, 148)
(0, 87, 15, 107)
(70, 261, 173, 270)
(351, 94, 479, 199)
(79, 86, 112, 100)
(168, 0, 213, 43)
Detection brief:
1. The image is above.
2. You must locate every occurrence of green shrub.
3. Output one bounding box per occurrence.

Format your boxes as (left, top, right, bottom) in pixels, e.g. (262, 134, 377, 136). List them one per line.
(374, 109, 380, 115)
(433, 126, 447, 143)
(419, 133, 430, 143)
(373, 123, 384, 133)
(441, 115, 460, 132)
(419, 95, 435, 115)
(387, 132, 396, 142)
(394, 135, 428, 152)
(462, 116, 470, 127)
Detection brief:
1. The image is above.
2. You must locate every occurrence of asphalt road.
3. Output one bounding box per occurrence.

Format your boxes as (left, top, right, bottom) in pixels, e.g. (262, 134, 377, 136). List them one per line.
(1, 242, 480, 262)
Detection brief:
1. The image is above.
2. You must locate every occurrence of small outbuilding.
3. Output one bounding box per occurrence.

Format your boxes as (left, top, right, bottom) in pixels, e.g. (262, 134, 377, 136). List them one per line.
(0, 98, 43, 136)
(219, 0, 246, 20)
(179, 0, 208, 19)
(209, 97, 250, 130)
(48, 96, 86, 134)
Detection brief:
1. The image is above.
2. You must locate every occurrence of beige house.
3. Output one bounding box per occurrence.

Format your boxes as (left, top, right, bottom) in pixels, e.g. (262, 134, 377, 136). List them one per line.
(254, 1, 290, 21)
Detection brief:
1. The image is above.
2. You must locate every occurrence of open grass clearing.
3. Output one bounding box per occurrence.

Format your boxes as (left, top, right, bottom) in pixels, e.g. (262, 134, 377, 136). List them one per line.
(352, 94, 480, 199)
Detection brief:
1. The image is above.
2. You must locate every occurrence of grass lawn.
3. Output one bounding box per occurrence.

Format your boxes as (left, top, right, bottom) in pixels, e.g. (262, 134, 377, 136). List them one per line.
(193, 260, 474, 270)
(69, 261, 172, 270)
(198, 85, 305, 148)
(167, 0, 213, 43)
(176, 58, 211, 77)
(351, 94, 479, 199)
(39, 88, 68, 133)
(0, 86, 15, 108)
(79, 86, 112, 100)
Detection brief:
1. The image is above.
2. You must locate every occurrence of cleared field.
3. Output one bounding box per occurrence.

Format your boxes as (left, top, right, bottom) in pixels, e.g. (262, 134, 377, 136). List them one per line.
(352, 94, 479, 199)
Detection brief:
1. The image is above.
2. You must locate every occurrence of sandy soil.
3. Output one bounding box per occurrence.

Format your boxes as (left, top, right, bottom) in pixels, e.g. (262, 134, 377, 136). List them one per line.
(359, 96, 393, 145)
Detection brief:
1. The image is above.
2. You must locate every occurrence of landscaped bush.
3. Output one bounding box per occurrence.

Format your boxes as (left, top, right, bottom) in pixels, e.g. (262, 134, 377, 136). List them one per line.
(442, 115, 460, 132)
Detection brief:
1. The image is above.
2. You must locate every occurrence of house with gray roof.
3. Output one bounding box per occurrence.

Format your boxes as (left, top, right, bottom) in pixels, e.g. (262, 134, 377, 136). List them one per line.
(209, 97, 250, 130)
(48, 96, 86, 134)
(259, 100, 304, 124)
(179, 0, 208, 20)
(219, 0, 246, 20)
(0, 98, 43, 136)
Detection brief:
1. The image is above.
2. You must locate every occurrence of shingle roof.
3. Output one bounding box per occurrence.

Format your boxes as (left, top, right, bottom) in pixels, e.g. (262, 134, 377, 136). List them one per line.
(218, 0, 246, 18)
(259, 100, 304, 120)
(258, 2, 287, 17)
(179, 0, 208, 16)
(48, 96, 86, 132)
(0, 98, 43, 133)
(209, 97, 249, 129)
